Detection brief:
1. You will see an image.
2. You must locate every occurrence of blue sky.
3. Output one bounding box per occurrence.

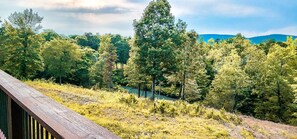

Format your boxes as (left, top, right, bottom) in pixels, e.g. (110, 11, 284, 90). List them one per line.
(0, 0, 296, 37)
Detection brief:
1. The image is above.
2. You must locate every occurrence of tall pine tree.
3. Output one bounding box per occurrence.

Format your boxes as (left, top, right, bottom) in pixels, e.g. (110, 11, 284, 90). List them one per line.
(90, 34, 117, 89)
(133, 0, 177, 100)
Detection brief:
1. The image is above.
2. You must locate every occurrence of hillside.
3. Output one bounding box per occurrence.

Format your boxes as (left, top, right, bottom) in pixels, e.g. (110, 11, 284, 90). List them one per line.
(25, 80, 297, 139)
(200, 34, 297, 43)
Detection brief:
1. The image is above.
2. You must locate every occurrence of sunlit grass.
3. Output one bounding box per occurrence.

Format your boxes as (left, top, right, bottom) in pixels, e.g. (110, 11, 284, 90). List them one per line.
(25, 80, 239, 138)
(25, 80, 297, 139)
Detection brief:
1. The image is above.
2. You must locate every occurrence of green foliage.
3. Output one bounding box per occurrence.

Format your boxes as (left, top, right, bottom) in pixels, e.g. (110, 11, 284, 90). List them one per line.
(89, 60, 105, 88)
(240, 128, 255, 139)
(158, 85, 180, 98)
(75, 32, 100, 50)
(205, 50, 250, 112)
(133, 0, 179, 100)
(238, 46, 266, 115)
(124, 37, 150, 98)
(254, 40, 296, 123)
(0, 19, 5, 68)
(119, 94, 138, 105)
(70, 47, 97, 87)
(151, 100, 178, 117)
(90, 34, 117, 89)
(1, 9, 44, 79)
(42, 38, 82, 84)
(111, 34, 130, 67)
(170, 28, 209, 101)
(40, 29, 61, 41)
(112, 69, 127, 86)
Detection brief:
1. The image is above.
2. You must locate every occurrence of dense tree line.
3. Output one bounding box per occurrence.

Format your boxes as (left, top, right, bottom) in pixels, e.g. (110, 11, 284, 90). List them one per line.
(0, 0, 296, 125)
(0, 9, 130, 88)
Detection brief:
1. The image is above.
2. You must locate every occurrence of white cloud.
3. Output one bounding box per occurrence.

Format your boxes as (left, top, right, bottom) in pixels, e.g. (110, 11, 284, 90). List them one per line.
(16, 0, 150, 12)
(11, 0, 150, 35)
(261, 26, 297, 36)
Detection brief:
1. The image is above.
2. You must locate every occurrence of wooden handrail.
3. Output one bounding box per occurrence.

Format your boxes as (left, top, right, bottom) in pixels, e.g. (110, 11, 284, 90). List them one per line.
(0, 70, 120, 139)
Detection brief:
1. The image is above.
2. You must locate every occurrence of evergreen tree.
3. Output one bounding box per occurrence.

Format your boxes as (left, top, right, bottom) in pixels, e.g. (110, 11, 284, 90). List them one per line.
(240, 46, 267, 115)
(254, 42, 296, 122)
(205, 50, 250, 111)
(90, 34, 117, 89)
(125, 38, 148, 97)
(173, 27, 209, 102)
(133, 0, 177, 100)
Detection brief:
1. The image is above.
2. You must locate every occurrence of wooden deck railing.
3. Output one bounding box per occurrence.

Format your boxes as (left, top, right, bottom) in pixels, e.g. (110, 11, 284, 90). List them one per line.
(0, 70, 120, 139)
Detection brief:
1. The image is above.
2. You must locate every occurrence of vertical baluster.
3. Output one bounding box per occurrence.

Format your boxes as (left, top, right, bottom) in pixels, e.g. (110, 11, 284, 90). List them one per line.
(37, 122, 40, 139)
(41, 126, 44, 139)
(26, 113, 29, 139)
(32, 119, 35, 139)
(28, 115, 32, 139)
(45, 131, 49, 139)
(23, 111, 27, 139)
(51, 134, 54, 139)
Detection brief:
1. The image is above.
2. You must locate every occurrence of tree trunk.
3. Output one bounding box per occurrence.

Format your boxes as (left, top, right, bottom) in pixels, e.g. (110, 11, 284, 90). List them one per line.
(182, 72, 186, 100)
(144, 86, 147, 98)
(179, 83, 182, 98)
(233, 92, 238, 112)
(159, 82, 161, 99)
(115, 62, 118, 69)
(138, 83, 141, 98)
(59, 75, 62, 85)
(152, 77, 156, 101)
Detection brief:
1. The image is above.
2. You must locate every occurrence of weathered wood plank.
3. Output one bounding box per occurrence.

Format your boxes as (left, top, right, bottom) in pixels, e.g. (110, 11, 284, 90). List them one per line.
(0, 70, 120, 139)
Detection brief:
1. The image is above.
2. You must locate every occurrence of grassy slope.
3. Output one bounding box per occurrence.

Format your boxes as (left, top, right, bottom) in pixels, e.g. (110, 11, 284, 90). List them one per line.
(25, 80, 297, 139)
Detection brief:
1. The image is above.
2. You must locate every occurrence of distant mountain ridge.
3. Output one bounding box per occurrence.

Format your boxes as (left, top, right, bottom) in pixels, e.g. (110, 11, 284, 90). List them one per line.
(199, 34, 297, 44)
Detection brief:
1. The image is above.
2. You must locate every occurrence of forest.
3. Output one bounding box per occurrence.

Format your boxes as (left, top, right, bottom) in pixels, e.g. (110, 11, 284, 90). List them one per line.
(0, 0, 296, 127)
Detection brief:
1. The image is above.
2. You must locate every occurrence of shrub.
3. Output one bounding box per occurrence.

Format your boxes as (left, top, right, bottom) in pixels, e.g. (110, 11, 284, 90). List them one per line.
(151, 100, 178, 117)
(119, 94, 138, 105)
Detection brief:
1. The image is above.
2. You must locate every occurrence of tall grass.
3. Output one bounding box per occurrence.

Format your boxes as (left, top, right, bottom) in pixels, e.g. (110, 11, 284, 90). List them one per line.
(26, 80, 242, 139)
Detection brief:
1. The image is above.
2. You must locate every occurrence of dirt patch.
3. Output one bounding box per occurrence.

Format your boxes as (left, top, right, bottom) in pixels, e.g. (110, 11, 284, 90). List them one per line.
(34, 87, 97, 104)
(241, 115, 297, 139)
(57, 91, 97, 104)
